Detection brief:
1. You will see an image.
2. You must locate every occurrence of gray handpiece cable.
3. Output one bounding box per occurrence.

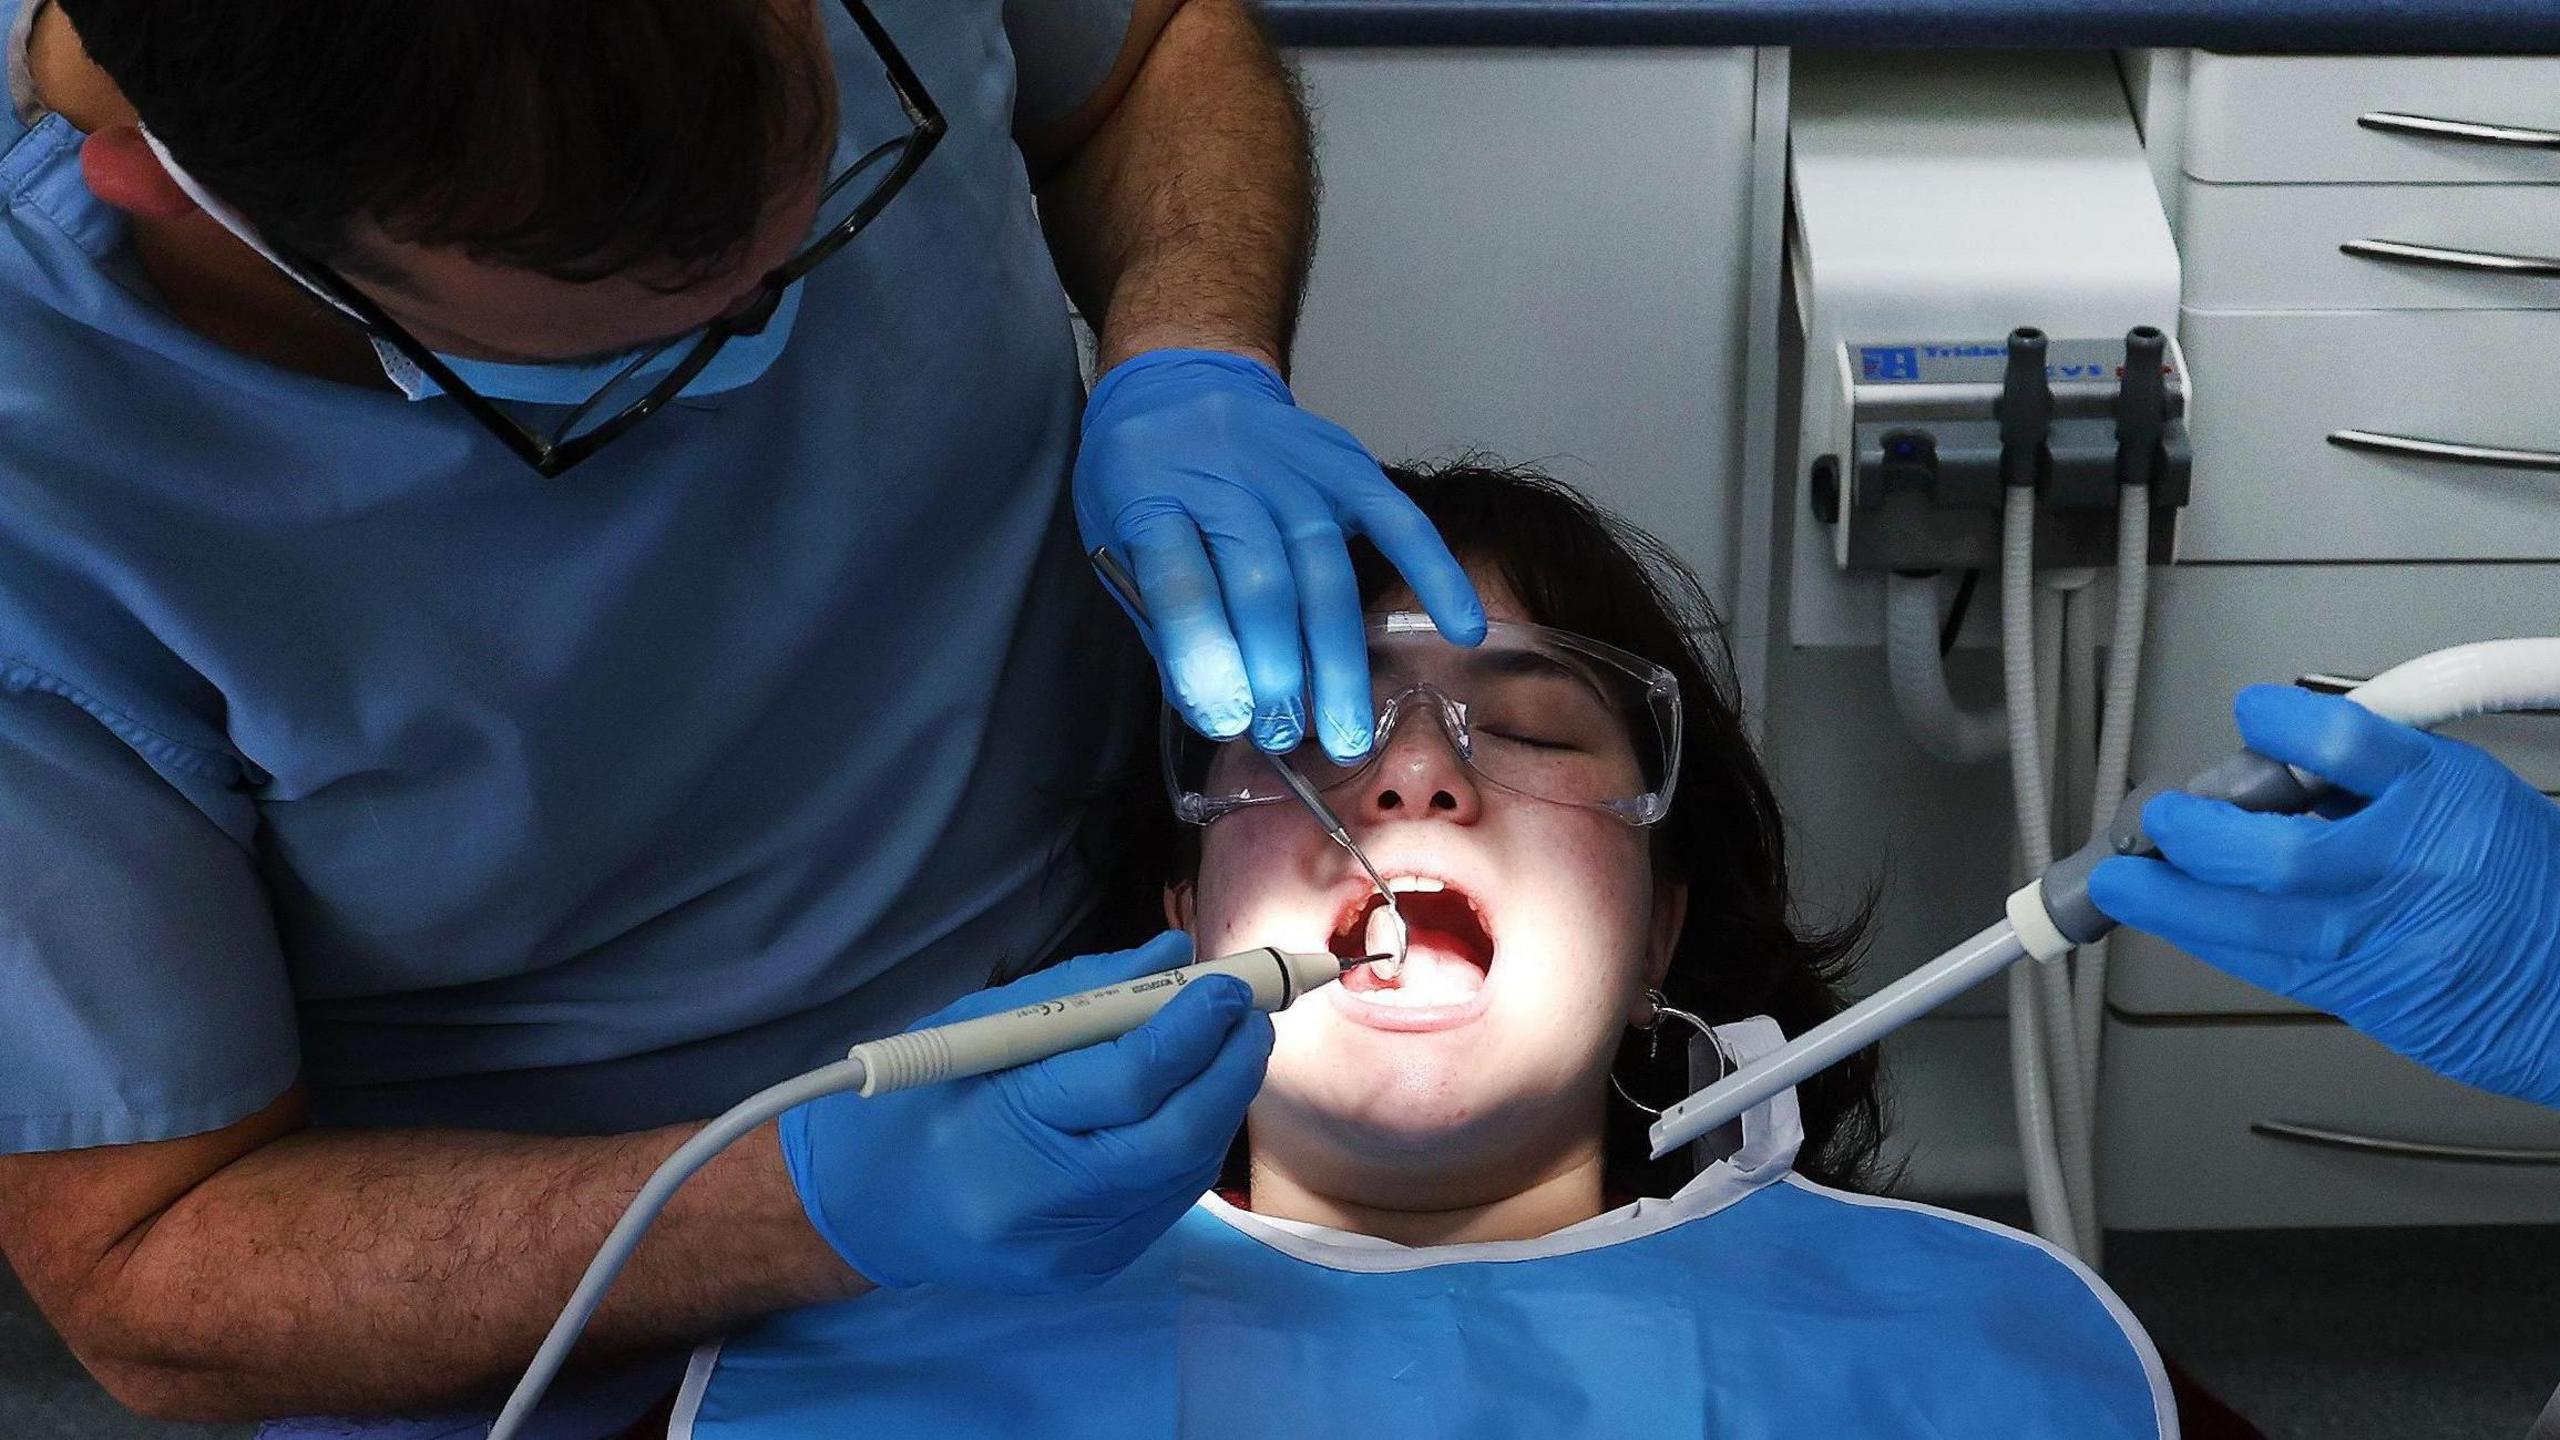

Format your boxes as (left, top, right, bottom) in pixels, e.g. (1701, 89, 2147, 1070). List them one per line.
(489, 945, 1366, 1440)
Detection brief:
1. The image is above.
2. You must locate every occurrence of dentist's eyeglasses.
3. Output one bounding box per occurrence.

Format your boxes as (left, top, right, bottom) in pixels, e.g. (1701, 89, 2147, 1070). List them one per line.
(1166, 613, 1684, 828)
(276, 0, 942, 478)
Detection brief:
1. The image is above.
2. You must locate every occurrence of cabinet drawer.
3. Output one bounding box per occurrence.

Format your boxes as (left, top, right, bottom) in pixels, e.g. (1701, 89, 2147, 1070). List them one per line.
(2181, 180, 2560, 311)
(2187, 54, 2560, 185)
(2109, 562, 2560, 1018)
(2098, 1017, 2560, 1230)
(2177, 306, 2560, 562)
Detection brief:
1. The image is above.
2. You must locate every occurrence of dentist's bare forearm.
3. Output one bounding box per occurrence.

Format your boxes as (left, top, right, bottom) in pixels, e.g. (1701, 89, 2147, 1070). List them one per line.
(0, 1089, 860, 1422)
(1037, 0, 1314, 374)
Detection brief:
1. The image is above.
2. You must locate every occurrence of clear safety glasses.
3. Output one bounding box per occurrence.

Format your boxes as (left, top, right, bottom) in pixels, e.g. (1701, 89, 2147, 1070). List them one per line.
(1165, 613, 1684, 828)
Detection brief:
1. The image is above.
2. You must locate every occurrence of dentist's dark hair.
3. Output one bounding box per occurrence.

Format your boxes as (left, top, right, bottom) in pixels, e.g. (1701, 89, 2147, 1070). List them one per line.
(1096, 459, 1890, 1197)
(53, 0, 836, 283)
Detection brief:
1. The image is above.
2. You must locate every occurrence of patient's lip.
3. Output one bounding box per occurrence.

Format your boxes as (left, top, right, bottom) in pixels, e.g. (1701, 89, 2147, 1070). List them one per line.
(1330, 976, 1491, 1033)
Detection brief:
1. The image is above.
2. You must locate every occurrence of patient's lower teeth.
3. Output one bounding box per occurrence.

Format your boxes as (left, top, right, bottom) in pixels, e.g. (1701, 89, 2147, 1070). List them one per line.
(1353, 945, 1485, 1007)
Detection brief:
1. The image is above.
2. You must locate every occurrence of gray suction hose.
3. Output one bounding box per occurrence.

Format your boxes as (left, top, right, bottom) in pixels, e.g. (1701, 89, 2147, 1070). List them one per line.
(1653, 636, 2560, 1163)
(2036, 636, 2560, 951)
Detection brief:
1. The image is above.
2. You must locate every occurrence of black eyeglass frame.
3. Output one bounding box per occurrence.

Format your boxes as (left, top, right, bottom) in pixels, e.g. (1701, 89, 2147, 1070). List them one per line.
(272, 0, 945, 478)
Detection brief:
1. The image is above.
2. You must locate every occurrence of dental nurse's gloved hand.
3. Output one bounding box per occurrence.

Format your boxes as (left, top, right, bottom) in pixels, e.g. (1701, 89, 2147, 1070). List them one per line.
(1076, 348, 1486, 761)
(780, 932, 1273, 1293)
(2091, 685, 2560, 1107)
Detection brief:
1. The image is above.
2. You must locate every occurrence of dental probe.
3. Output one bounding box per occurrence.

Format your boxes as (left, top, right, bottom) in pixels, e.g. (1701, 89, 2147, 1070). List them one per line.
(1646, 636, 2560, 1162)
(1253, 753, 1410, 980)
(490, 945, 1387, 1440)
(1085, 545, 1411, 979)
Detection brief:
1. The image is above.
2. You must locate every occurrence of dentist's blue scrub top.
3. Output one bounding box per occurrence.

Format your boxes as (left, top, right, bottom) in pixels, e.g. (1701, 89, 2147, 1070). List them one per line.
(0, 2, 1144, 1428)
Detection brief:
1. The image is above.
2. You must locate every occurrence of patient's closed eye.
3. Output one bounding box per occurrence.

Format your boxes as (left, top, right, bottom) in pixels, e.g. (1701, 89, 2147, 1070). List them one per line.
(1481, 728, 1579, 751)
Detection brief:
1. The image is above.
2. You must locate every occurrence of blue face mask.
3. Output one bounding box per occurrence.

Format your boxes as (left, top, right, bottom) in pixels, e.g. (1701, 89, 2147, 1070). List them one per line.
(365, 286, 803, 405)
(143, 126, 803, 407)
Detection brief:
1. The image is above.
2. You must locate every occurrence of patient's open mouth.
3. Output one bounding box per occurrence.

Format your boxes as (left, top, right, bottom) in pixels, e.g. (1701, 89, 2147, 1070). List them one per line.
(1329, 879, 1495, 1011)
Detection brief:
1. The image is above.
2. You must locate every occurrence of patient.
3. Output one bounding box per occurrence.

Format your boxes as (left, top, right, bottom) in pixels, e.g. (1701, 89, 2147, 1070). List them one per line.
(661, 463, 2175, 1438)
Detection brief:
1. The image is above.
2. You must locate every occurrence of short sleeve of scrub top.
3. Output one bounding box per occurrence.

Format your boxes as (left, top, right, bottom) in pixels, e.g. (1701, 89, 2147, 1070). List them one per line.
(0, 675, 299, 1152)
(1002, 0, 1139, 133)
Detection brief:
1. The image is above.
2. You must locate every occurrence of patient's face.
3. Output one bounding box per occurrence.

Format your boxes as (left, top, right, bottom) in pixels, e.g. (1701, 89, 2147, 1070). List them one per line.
(1176, 574, 1681, 1206)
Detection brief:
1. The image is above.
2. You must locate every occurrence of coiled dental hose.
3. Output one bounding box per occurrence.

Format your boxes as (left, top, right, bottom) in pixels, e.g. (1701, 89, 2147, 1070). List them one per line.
(1883, 569, 2009, 764)
(1651, 636, 2560, 1167)
(486, 946, 1361, 1440)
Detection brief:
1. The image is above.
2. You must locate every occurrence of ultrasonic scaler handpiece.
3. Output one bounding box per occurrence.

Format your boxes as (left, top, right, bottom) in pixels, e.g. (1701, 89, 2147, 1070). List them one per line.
(845, 945, 1378, 1096)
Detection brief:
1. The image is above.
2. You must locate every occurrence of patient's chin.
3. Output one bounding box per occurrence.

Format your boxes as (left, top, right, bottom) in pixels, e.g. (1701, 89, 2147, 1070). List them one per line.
(1343, 1098, 1485, 1153)
(1256, 1107, 1573, 1220)
(1264, 1074, 1545, 1182)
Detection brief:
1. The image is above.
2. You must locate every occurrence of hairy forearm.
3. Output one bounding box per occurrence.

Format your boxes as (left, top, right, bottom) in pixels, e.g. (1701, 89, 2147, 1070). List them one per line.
(1039, 0, 1315, 374)
(75, 1120, 859, 1421)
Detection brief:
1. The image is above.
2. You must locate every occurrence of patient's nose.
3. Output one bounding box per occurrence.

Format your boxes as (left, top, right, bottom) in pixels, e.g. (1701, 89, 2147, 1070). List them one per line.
(1355, 704, 1482, 824)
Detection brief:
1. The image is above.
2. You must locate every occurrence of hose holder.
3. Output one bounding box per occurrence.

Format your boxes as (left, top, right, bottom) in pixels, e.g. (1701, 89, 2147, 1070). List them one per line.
(1810, 325, 2191, 574)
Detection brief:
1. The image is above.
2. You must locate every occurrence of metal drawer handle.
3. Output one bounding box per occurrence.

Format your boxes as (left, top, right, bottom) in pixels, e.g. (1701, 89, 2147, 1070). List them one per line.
(2328, 429, 2560, 473)
(2342, 237, 2560, 278)
(2253, 1119, 2560, 1166)
(2359, 111, 2560, 151)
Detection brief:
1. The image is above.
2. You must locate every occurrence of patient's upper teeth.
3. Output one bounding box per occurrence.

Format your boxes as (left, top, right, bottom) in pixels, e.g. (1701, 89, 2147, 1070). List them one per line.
(1386, 876, 1444, 893)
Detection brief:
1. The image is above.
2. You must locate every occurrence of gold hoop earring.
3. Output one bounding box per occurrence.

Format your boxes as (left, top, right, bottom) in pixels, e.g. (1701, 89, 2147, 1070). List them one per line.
(1609, 989, 1728, 1118)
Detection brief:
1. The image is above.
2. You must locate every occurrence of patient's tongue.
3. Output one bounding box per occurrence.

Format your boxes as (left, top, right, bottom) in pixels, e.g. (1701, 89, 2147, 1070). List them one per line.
(1387, 945, 1485, 1003)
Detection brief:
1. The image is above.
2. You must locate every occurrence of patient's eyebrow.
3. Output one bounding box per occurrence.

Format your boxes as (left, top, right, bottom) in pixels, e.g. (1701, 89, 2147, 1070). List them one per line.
(1376, 647, 1614, 710)
(1473, 648, 1612, 698)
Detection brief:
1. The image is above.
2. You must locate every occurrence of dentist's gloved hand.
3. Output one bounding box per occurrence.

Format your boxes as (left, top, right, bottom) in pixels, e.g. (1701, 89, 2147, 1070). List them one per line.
(1076, 348, 1486, 762)
(2091, 685, 2560, 1106)
(780, 931, 1273, 1293)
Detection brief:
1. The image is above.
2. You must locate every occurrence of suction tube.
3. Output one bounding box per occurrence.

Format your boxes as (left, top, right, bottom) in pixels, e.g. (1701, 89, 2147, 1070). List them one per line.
(1652, 636, 2560, 1162)
(1650, 919, 2031, 1160)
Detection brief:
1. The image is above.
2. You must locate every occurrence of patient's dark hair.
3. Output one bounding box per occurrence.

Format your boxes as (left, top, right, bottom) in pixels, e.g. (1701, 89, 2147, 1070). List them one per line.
(1092, 460, 1889, 1196)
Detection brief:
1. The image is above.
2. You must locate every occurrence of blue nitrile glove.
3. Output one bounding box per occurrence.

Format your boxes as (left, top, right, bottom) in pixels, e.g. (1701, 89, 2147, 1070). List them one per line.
(1076, 348, 1486, 762)
(780, 931, 1274, 1293)
(2091, 685, 2560, 1106)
